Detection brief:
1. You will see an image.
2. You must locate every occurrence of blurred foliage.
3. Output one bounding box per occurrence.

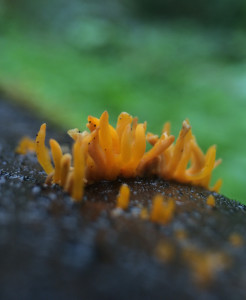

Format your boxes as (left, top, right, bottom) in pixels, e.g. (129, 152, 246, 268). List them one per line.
(127, 0, 246, 28)
(2, 0, 125, 32)
(3, 0, 246, 28)
(1, 1, 246, 203)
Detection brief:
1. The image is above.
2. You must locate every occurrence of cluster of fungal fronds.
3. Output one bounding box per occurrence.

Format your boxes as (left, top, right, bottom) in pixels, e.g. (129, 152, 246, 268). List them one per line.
(35, 111, 222, 202)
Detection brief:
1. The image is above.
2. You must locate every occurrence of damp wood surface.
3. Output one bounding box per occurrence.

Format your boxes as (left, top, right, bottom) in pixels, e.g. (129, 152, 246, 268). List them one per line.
(0, 99, 246, 300)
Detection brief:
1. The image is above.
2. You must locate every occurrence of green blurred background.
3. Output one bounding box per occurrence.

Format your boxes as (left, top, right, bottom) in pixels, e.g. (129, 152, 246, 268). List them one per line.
(1, 0, 246, 203)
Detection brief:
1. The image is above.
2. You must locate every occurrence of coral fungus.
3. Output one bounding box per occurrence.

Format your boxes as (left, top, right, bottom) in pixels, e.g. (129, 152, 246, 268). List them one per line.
(150, 194, 175, 224)
(206, 195, 216, 207)
(34, 111, 222, 202)
(16, 136, 36, 154)
(116, 184, 130, 210)
(229, 233, 244, 247)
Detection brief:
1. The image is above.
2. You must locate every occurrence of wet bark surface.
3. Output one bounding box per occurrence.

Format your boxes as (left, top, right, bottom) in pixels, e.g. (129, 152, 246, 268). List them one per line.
(0, 99, 246, 300)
